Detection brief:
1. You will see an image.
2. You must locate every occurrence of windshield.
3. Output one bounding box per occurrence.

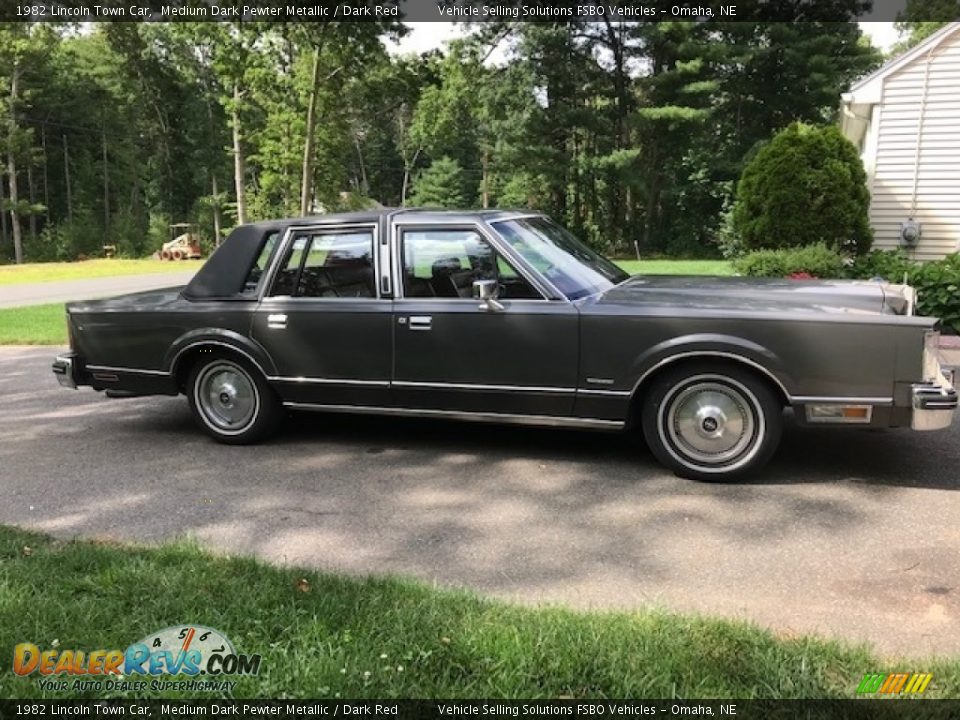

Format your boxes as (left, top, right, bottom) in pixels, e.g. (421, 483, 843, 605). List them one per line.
(490, 217, 629, 300)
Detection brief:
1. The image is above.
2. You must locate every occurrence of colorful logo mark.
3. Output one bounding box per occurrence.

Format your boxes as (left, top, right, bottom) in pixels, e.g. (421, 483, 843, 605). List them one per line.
(856, 672, 933, 695)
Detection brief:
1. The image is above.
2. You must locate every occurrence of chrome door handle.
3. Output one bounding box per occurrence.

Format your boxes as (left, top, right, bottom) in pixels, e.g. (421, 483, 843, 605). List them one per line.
(408, 315, 432, 331)
(267, 313, 287, 329)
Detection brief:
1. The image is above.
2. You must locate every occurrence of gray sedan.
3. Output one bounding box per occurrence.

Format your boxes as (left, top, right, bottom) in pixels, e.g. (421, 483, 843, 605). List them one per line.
(52, 209, 957, 480)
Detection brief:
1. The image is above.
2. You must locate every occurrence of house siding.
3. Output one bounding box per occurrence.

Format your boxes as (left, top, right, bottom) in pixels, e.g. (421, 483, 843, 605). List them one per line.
(869, 34, 960, 260)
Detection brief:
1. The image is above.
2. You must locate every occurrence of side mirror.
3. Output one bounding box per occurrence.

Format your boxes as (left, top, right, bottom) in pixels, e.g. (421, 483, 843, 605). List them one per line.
(472, 279, 505, 312)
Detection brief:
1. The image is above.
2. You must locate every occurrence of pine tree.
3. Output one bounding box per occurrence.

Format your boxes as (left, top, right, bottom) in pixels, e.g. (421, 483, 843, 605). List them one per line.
(408, 157, 467, 209)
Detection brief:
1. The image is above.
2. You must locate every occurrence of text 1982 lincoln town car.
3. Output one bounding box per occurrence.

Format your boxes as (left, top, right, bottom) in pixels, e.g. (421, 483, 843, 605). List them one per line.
(52, 209, 957, 480)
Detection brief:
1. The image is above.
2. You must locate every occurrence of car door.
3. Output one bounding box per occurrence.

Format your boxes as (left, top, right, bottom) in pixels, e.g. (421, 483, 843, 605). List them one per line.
(391, 223, 579, 417)
(251, 223, 392, 407)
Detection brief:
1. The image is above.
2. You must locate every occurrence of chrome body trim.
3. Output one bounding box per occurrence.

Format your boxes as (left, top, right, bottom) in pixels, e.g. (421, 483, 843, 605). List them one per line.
(268, 376, 390, 387)
(392, 380, 576, 394)
(578, 388, 632, 397)
(792, 395, 894, 406)
(259, 222, 381, 301)
(85, 364, 169, 377)
(283, 402, 624, 429)
(631, 351, 792, 402)
(392, 218, 562, 302)
(168, 340, 271, 380)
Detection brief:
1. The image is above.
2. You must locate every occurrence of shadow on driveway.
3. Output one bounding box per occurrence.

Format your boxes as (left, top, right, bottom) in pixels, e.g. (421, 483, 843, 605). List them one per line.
(1, 346, 958, 657)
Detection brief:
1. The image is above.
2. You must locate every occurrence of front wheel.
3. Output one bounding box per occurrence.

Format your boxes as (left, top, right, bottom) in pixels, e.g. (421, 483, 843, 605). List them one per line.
(187, 354, 282, 444)
(641, 363, 783, 481)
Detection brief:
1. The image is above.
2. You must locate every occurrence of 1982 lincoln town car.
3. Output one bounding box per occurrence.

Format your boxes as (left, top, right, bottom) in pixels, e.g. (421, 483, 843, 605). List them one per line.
(52, 209, 957, 480)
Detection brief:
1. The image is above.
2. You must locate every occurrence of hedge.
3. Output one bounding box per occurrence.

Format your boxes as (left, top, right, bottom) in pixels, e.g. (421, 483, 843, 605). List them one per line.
(734, 246, 960, 332)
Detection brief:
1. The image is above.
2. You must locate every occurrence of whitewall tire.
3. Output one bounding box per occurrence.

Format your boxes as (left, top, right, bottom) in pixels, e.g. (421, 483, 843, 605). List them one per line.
(187, 354, 282, 444)
(641, 362, 783, 481)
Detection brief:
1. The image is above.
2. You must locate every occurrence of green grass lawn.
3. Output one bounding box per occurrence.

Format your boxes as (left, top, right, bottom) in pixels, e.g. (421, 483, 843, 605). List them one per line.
(0, 260, 731, 346)
(0, 258, 199, 286)
(0, 304, 67, 345)
(0, 525, 956, 699)
(616, 259, 733, 276)
(0, 257, 727, 288)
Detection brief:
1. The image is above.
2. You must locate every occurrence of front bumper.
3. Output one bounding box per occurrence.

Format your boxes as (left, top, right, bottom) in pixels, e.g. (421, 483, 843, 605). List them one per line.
(912, 383, 958, 430)
(52, 353, 79, 389)
(911, 334, 957, 430)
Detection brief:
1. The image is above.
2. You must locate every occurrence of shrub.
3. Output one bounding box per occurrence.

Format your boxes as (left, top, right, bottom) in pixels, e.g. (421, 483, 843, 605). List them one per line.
(846, 250, 960, 332)
(732, 243, 846, 279)
(845, 249, 913, 283)
(730, 123, 872, 255)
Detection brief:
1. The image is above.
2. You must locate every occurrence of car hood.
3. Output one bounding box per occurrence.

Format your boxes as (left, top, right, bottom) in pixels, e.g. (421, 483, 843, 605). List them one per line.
(594, 276, 911, 316)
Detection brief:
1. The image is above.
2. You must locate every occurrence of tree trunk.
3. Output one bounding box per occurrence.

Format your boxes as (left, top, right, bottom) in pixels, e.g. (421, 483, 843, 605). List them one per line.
(102, 126, 110, 242)
(231, 83, 247, 225)
(0, 177, 7, 250)
(353, 132, 369, 198)
(63, 134, 73, 221)
(8, 66, 23, 264)
(300, 49, 321, 217)
(41, 126, 49, 220)
(27, 161, 36, 243)
(401, 148, 420, 206)
(481, 149, 489, 209)
(211, 173, 222, 247)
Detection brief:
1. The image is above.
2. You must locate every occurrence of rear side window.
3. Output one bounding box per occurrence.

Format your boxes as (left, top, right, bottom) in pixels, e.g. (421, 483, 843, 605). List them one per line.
(270, 230, 376, 298)
(241, 232, 279, 295)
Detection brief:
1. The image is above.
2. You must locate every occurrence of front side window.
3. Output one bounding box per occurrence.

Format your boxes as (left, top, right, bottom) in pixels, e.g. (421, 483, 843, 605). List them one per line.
(491, 217, 629, 300)
(270, 230, 375, 298)
(401, 228, 541, 300)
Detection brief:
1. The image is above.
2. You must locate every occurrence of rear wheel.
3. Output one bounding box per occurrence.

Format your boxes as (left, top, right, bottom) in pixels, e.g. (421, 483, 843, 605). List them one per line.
(640, 363, 782, 481)
(187, 354, 282, 444)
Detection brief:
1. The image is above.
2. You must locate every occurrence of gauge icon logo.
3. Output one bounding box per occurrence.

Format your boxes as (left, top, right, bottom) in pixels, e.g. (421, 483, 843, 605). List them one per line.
(126, 625, 261, 677)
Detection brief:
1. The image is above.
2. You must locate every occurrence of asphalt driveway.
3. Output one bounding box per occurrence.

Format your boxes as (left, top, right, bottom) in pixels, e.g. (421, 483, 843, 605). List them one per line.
(2, 345, 959, 657)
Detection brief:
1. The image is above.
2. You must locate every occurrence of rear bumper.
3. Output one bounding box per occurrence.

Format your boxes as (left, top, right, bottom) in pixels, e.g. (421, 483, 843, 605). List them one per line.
(52, 353, 79, 389)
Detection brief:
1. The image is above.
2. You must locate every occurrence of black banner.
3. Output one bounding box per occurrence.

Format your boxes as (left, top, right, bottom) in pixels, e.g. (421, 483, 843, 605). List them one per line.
(2, 700, 960, 720)
(0, 0, 955, 23)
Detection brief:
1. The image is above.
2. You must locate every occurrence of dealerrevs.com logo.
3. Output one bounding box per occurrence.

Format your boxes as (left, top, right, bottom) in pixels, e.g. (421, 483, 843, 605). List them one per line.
(13, 625, 261, 693)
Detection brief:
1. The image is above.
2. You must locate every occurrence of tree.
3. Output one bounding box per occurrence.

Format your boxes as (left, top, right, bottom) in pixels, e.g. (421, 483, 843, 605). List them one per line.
(408, 157, 467, 208)
(0, 23, 55, 263)
(894, 0, 956, 52)
(730, 123, 872, 255)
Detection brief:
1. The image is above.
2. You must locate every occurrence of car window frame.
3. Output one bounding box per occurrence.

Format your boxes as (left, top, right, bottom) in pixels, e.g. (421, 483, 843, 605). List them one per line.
(392, 222, 550, 303)
(261, 222, 382, 302)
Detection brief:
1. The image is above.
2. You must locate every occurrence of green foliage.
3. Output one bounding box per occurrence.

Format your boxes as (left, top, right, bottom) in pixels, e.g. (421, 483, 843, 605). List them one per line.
(844, 249, 914, 282)
(408, 157, 467, 209)
(732, 244, 846, 279)
(847, 251, 960, 331)
(731, 123, 872, 255)
(146, 212, 172, 257)
(0, 20, 882, 262)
